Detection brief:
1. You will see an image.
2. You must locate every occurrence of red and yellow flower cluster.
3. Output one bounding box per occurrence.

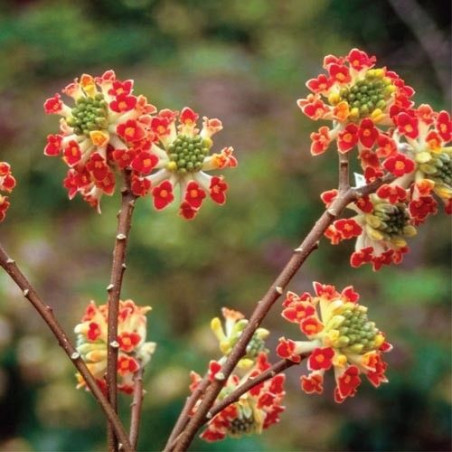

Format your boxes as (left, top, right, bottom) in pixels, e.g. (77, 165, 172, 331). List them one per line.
(276, 283, 391, 403)
(190, 308, 285, 441)
(44, 71, 237, 219)
(299, 49, 451, 269)
(74, 299, 156, 394)
(0, 162, 16, 222)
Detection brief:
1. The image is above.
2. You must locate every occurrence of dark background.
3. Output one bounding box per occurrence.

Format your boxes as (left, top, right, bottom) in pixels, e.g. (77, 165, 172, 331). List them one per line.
(0, 0, 450, 450)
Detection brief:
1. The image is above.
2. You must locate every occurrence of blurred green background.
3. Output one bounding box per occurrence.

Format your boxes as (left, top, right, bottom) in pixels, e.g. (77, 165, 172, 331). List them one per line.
(0, 0, 450, 450)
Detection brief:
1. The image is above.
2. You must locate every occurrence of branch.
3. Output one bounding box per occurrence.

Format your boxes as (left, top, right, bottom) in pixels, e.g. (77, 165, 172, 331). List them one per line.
(129, 368, 145, 450)
(107, 170, 137, 451)
(170, 172, 392, 451)
(0, 243, 133, 452)
(163, 373, 211, 451)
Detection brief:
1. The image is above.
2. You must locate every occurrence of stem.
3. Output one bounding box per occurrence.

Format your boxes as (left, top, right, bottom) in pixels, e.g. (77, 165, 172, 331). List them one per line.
(129, 368, 144, 450)
(107, 170, 137, 452)
(0, 243, 133, 452)
(209, 355, 307, 419)
(170, 170, 393, 451)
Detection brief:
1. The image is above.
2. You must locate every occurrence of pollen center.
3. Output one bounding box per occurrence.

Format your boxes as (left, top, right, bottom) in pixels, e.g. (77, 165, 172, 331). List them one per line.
(228, 412, 256, 435)
(67, 94, 109, 137)
(167, 135, 209, 174)
(334, 69, 395, 120)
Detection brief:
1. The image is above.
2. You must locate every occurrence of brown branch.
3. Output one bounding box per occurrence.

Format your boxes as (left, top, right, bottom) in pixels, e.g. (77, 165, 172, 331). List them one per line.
(129, 368, 145, 450)
(163, 373, 211, 451)
(338, 152, 350, 193)
(170, 172, 392, 451)
(106, 170, 137, 452)
(0, 243, 133, 452)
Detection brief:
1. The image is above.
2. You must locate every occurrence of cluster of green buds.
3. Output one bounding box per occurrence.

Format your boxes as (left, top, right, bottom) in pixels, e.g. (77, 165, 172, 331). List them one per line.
(365, 197, 416, 242)
(167, 135, 211, 174)
(66, 94, 109, 137)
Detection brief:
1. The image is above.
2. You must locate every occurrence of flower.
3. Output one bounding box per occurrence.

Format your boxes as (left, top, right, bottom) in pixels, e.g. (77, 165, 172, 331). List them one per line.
(74, 299, 156, 394)
(191, 353, 285, 442)
(45, 73, 237, 218)
(210, 307, 269, 369)
(299, 48, 414, 126)
(0, 162, 16, 222)
(44, 70, 156, 211)
(324, 191, 416, 270)
(277, 283, 391, 403)
(135, 107, 237, 219)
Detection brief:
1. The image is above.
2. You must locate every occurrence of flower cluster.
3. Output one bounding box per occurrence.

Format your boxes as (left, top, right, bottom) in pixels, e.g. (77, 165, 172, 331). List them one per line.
(191, 353, 285, 442)
(44, 71, 237, 219)
(323, 190, 416, 270)
(74, 299, 156, 394)
(0, 162, 16, 222)
(276, 283, 391, 403)
(299, 49, 451, 269)
(190, 308, 284, 442)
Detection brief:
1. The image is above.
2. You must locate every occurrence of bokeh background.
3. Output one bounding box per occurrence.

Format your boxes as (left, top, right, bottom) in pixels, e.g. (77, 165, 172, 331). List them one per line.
(0, 0, 451, 451)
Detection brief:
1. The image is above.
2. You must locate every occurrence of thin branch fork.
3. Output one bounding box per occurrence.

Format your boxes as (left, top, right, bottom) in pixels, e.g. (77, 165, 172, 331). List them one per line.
(170, 159, 393, 451)
(163, 373, 211, 451)
(0, 243, 133, 452)
(106, 170, 137, 452)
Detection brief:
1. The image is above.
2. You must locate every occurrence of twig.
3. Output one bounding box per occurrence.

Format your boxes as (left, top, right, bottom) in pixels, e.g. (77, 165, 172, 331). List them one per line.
(106, 170, 137, 452)
(129, 368, 145, 450)
(0, 243, 133, 452)
(163, 373, 211, 451)
(170, 169, 393, 451)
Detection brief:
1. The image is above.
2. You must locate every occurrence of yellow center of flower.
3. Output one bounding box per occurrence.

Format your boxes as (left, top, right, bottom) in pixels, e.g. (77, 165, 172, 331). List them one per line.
(331, 68, 395, 120)
(68, 94, 109, 137)
(167, 135, 209, 174)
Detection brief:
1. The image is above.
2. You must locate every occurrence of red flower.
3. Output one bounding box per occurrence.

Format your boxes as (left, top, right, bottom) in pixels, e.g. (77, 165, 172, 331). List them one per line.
(276, 338, 301, 363)
(110, 94, 137, 113)
(117, 119, 146, 142)
(308, 347, 334, 371)
(436, 110, 452, 142)
(301, 373, 324, 394)
(346, 48, 376, 71)
(336, 366, 361, 402)
(310, 126, 331, 155)
(395, 111, 419, 139)
(328, 63, 351, 84)
(118, 332, 141, 353)
(209, 176, 228, 204)
(338, 124, 359, 152)
(358, 118, 379, 148)
(383, 153, 415, 176)
(130, 151, 158, 175)
(334, 218, 362, 239)
(376, 184, 407, 204)
(306, 74, 333, 94)
(152, 181, 174, 210)
(184, 181, 206, 208)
